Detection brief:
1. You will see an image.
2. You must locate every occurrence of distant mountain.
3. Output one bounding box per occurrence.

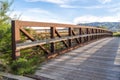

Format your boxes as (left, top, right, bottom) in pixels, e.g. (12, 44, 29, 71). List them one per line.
(78, 22, 120, 32)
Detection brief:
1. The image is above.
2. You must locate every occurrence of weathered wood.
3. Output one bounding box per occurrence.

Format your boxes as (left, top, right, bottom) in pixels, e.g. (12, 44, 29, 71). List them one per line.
(25, 75, 54, 80)
(20, 28, 50, 54)
(50, 27, 55, 53)
(20, 28, 35, 41)
(14, 20, 111, 31)
(11, 21, 21, 60)
(82, 29, 87, 43)
(35, 37, 120, 80)
(55, 29, 69, 48)
(0, 72, 34, 80)
(86, 28, 89, 41)
(11, 20, 112, 60)
(79, 28, 82, 43)
(68, 27, 72, 47)
(92, 29, 94, 40)
(16, 33, 110, 50)
(96, 29, 98, 39)
(72, 30, 80, 43)
(89, 29, 92, 40)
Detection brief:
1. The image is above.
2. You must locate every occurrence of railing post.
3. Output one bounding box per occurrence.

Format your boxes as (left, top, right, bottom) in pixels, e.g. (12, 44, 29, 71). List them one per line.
(102, 30, 104, 38)
(92, 29, 94, 40)
(100, 30, 102, 38)
(50, 27, 55, 53)
(92, 29, 93, 40)
(100, 29, 101, 38)
(69, 27, 72, 47)
(89, 29, 92, 40)
(99, 30, 101, 38)
(96, 29, 98, 39)
(104, 31, 106, 37)
(83, 29, 86, 43)
(79, 28, 82, 43)
(94, 29, 96, 40)
(11, 20, 21, 60)
(98, 29, 100, 39)
(86, 28, 89, 42)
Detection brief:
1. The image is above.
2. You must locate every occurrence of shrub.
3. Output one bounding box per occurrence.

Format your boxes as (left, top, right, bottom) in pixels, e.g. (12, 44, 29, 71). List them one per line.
(0, 0, 46, 75)
(11, 58, 36, 75)
(113, 32, 120, 37)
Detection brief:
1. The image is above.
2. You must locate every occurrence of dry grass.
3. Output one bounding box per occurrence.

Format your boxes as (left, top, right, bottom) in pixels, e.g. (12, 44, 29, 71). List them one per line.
(113, 32, 120, 37)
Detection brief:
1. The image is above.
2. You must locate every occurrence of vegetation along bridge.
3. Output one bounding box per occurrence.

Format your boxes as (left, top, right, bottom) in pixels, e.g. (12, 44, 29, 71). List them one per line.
(11, 20, 120, 80)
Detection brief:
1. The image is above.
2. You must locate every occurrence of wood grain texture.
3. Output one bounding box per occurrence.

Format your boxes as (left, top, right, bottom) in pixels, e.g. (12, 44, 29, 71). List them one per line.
(35, 37, 120, 80)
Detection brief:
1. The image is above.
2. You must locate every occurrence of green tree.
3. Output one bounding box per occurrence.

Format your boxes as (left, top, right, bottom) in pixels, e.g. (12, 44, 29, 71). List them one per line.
(98, 26, 108, 29)
(0, 0, 13, 72)
(0, 0, 13, 23)
(0, 0, 45, 75)
(0, 0, 13, 54)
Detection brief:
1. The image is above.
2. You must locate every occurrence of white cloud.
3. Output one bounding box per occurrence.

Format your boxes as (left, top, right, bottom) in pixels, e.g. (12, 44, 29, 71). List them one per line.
(60, 5, 78, 8)
(25, 0, 81, 8)
(60, 4, 104, 9)
(25, 0, 116, 10)
(17, 14, 71, 24)
(9, 8, 71, 24)
(109, 7, 120, 12)
(26, 0, 112, 5)
(27, 8, 51, 14)
(98, 0, 112, 4)
(25, 0, 69, 4)
(73, 15, 120, 24)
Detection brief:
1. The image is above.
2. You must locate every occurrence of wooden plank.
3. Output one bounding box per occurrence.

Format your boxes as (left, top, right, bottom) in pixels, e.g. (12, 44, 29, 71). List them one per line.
(72, 30, 80, 43)
(50, 27, 55, 53)
(11, 20, 21, 60)
(0, 72, 34, 80)
(89, 29, 92, 40)
(14, 20, 112, 31)
(92, 29, 94, 40)
(35, 37, 120, 80)
(82, 29, 87, 43)
(20, 28, 35, 41)
(55, 29, 69, 48)
(86, 28, 89, 41)
(16, 33, 111, 50)
(20, 28, 50, 54)
(79, 28, 82, 43)
(68, 27, 72, 47)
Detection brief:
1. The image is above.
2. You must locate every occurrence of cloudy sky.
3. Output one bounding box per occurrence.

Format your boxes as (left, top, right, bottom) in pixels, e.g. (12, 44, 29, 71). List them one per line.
(10, 0, 120, 24)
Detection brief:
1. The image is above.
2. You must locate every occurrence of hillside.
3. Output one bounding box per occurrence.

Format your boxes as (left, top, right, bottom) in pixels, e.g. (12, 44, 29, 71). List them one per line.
(78, 22, 120, 32)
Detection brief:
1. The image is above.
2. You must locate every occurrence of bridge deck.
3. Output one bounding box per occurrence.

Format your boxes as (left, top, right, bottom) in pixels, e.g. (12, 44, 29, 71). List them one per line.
(35, 37, 120, 80)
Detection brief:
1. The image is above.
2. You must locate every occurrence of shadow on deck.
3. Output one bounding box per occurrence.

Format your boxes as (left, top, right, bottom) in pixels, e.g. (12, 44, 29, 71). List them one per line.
(35, 37, 120, 80)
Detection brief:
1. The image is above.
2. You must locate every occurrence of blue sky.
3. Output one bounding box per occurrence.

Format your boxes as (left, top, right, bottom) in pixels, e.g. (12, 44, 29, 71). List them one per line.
(10, 0, 120, 24)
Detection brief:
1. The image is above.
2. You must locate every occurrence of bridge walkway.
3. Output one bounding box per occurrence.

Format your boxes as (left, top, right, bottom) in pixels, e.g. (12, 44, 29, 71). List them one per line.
(35, 37, 120, 80)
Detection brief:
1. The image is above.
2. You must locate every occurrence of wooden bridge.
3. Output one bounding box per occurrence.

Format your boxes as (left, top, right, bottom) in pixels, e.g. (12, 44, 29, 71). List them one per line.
(11, 20, 120, 80)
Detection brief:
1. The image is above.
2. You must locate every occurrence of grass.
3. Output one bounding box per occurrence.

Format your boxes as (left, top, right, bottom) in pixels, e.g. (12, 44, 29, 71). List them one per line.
(113, 32, 120, 37)
(0, 27, 81, 75)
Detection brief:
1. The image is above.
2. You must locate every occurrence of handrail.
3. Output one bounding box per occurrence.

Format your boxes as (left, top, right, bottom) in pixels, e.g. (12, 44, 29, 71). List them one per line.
(11, 20, 113, 60)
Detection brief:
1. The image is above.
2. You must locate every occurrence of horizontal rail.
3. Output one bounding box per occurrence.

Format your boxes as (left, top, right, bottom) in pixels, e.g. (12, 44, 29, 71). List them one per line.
(14, 20, 110, 31)
(16, 33, 111, 50)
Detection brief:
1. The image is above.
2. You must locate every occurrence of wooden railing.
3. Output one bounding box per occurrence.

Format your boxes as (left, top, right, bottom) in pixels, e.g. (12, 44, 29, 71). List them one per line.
(11, 20, 113, 60)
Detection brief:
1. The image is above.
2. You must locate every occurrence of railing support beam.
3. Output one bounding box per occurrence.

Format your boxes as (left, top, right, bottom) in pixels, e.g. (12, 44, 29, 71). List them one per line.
(11, 20, 21, 60)
(50, 27, 55, 53)
(68, 27, 72, 47)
